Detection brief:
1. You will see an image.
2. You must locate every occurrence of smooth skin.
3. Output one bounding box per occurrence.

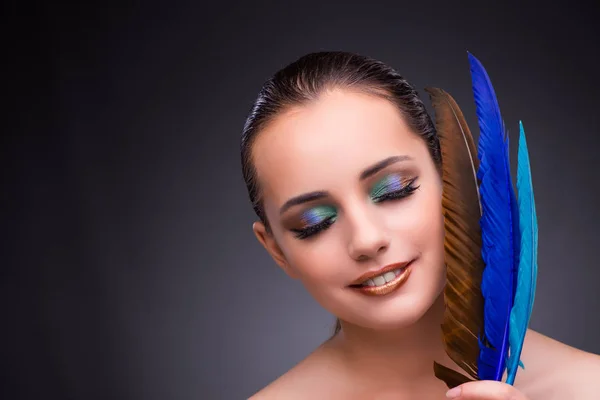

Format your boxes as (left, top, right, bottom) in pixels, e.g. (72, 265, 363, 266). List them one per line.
(249, 88, 600, 399)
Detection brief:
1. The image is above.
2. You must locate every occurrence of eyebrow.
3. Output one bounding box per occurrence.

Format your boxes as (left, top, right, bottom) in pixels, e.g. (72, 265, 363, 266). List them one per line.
(359, 155, 412, 180)
(279, 155, 412, 215)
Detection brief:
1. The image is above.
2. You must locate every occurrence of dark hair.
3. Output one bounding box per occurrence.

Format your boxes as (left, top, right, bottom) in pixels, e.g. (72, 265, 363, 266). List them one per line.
(240, 51, 441, 335)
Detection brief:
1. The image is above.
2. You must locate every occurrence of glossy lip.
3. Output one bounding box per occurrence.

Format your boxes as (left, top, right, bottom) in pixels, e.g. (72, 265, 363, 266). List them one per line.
(348, 260, 413, 286)
(348, 259, 415, 297)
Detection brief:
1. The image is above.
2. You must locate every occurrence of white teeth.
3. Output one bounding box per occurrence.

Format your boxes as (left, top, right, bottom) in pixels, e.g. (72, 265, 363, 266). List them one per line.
(372, 276, 386, 286)
(361, 268, 404, 287)
(383, 272, 396, 282)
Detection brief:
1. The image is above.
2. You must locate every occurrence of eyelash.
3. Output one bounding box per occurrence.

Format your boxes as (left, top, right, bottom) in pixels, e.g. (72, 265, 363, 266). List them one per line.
(291, 177, 419, 240)
(292, 216, 336, 239)
(372, 177, 419, 203)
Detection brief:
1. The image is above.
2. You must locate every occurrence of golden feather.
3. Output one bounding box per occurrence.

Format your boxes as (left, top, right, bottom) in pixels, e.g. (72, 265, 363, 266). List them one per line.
(425, 87, 486, 388)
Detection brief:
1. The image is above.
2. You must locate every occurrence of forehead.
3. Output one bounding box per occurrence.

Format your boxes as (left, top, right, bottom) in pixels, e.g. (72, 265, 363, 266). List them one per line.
(252, 89, 426, 208)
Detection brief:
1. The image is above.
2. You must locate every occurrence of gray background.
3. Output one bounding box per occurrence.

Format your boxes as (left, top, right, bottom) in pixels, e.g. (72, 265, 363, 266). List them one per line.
(3, 1, 599, 399)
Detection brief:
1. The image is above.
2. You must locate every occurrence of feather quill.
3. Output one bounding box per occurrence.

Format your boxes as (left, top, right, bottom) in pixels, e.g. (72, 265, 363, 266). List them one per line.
(506, 121, 538, 385)
(425, 87, 485, 388)
(468, 51, 517, 382)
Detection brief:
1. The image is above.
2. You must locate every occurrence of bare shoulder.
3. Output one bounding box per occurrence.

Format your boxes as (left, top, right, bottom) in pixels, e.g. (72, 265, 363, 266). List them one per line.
(515, 329, 600, 399)
(248, 343, 348, 400)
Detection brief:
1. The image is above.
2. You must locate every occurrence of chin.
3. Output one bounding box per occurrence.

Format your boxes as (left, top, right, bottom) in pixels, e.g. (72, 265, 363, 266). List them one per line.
(356, 293, 438, 331)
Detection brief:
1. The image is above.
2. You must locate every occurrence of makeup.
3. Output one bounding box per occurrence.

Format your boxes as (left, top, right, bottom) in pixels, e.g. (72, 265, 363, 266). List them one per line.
(348, 260, 415, 296)
(291, 205, 337, 239)
(370, 175, 418, 203)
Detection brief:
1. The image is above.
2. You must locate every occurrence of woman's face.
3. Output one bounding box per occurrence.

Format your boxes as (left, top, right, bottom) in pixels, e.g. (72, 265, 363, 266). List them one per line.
(251, 88, 446, 330)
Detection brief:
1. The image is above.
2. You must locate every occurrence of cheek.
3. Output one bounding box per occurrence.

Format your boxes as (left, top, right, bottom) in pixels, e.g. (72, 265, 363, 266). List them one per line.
(283, 237, 345, 286)
(388, 184, 444, 251)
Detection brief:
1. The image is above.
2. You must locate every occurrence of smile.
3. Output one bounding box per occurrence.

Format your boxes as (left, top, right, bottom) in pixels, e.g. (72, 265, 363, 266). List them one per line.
(348, 260, 415, 296)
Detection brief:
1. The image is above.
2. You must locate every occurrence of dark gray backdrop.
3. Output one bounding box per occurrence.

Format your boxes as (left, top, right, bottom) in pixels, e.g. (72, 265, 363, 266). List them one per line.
(3, 1, 599, 399)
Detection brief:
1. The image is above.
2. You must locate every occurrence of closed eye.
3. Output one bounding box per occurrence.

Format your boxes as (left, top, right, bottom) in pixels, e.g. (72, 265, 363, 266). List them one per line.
(290, 205, 338, 240)
(291, 215, 336, 239)
(371, 176, 419, 203)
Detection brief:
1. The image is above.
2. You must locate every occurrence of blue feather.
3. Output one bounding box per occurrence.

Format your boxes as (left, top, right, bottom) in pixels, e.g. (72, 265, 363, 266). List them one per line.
(506, 121, 539, 385)
(468, 52, 517, 382)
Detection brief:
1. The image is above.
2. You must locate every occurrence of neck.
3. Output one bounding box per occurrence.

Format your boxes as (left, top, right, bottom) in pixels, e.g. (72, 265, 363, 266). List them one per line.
(328, 293, 457, 386)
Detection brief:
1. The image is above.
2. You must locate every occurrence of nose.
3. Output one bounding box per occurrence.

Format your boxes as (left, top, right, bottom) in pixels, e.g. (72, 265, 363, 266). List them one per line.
(347, 206, 390, 261)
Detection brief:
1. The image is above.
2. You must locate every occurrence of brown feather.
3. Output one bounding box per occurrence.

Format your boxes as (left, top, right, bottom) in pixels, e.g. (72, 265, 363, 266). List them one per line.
(434, 362, 473, 388)
(425, 87, 486, 387)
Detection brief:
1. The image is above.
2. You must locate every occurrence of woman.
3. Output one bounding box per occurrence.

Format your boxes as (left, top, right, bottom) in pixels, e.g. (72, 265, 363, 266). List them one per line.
(240, 51, 600, 399)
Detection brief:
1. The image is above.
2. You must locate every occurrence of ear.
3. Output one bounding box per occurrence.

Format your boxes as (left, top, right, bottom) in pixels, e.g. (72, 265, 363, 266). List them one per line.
(252, 221, 299, 279)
